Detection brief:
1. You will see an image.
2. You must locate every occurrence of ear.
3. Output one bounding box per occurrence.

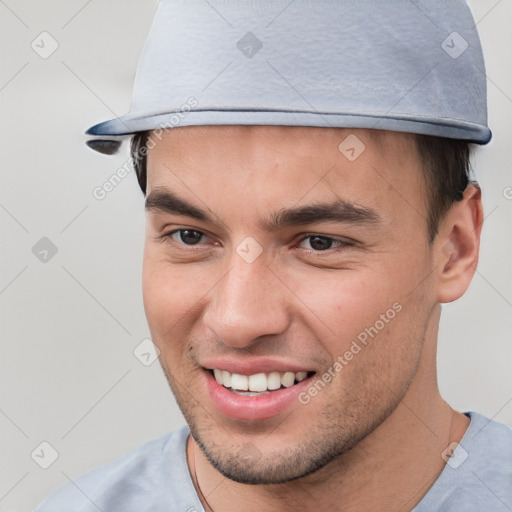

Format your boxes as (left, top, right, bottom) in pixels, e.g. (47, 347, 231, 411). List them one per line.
(435, 183, 483, 303)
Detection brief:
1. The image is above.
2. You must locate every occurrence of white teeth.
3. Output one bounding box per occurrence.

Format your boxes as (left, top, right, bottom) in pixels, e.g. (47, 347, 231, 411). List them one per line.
(212, 369, 311, 392)
(281, 371, 295, 388)
(296, 371, 308, 382)
(222, 370, 231, 388)
(267, 372, 281, 390)
(213, 368, 223, 385)
(231, 390, 268, 397)
(248, 373, 267, 392)
(231, 373, 249, 391)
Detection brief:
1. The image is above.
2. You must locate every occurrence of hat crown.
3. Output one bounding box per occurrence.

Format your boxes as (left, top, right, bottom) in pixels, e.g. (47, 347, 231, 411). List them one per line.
(87, 0, 491, 145)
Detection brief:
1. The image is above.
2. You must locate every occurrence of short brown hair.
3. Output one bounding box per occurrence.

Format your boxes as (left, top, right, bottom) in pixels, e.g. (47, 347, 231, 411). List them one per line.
(130, 131, 473, 243)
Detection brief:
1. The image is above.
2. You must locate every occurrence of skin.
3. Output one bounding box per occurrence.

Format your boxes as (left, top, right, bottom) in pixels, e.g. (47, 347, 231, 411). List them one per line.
(142, 126, 482, 511)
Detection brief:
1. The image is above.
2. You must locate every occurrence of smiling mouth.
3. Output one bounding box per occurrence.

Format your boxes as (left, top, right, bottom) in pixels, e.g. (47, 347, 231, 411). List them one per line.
(209, 369, 316, 395)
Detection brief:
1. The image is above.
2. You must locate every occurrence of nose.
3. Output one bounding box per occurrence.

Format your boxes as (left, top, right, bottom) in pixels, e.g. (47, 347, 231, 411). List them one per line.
(202, 253, 290, 349)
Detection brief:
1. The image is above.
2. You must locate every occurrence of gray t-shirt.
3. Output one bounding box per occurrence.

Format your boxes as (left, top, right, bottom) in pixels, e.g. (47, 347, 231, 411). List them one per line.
(35, 411, 512, 511)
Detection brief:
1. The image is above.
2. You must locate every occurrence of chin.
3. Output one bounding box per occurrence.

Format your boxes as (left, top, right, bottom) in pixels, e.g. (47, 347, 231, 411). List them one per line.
(194, 435, 325, 484)
(187, 419, 370, 485)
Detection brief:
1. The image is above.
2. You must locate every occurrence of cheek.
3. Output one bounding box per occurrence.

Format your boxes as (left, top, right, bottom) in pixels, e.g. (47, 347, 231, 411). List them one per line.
(142, 250, 205, 347)
(298, 272, 425, 404)
(293, 258, 429, 363)
(298, 270, 397, 340)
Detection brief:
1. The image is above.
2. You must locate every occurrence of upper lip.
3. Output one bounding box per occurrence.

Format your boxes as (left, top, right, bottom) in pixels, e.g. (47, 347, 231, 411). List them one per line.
(201, 357, 314, 375)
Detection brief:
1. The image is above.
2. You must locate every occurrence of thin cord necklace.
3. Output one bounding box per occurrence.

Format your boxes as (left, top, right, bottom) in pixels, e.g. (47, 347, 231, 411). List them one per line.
(188, 436, 215, 512)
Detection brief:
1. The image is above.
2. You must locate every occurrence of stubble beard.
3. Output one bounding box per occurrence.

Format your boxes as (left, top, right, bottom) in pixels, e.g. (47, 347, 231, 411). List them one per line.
(158, 355, 420, 485)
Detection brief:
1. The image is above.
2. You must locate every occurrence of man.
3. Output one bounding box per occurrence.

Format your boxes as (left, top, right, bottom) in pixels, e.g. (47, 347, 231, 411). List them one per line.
(36, 0, 511, 511)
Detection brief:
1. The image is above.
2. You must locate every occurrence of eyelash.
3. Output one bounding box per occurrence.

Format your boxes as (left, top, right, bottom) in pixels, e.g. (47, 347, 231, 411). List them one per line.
(159, 228, 354, 253)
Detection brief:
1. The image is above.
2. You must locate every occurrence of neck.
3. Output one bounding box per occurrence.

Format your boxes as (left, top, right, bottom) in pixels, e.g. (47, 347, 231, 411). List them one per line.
(187, 306, 470, 512)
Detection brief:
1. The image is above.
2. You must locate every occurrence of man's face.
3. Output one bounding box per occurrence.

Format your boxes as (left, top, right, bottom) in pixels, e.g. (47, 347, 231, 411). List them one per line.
(143, 126, 439, 484)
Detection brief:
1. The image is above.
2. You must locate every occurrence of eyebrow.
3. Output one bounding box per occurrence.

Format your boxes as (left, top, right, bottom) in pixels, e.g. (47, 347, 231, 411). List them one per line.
(145, 188, 381, 230)
(264, 201, 381, 230)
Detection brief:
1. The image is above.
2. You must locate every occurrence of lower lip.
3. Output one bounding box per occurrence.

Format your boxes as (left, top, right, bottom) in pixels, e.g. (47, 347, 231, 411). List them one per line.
(203, 370, 313, 421)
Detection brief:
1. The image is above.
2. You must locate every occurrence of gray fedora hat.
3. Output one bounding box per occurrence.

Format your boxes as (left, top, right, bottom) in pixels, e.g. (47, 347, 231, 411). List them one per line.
(86, 0, 491, 154)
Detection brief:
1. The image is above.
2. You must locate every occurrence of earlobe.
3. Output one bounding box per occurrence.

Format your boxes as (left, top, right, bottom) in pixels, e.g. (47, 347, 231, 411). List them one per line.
(436, 183, 483, 303)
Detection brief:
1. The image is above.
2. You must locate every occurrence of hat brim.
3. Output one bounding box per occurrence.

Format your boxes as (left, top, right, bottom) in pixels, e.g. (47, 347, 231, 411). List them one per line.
(86, 109, 492, 152)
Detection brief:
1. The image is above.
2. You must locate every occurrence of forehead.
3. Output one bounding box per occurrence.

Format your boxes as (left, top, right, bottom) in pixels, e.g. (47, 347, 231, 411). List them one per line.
(147, 125, 416, 163)
(145, 126, 426, 223)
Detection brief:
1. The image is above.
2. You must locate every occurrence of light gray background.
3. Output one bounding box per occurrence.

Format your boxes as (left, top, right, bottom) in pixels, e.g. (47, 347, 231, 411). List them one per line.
(1, 1, 511, 510)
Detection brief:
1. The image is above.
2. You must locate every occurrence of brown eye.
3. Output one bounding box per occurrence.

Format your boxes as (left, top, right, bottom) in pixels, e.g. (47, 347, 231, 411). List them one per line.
(297, 234, 354, 253)
(307, 236, 334, 251)
(170, 229, 205, 245)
